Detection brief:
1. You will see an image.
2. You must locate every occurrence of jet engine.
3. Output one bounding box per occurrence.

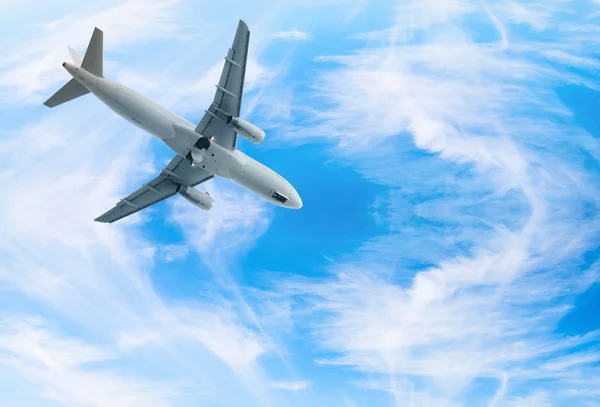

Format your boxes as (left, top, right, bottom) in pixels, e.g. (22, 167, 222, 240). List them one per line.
(177, 185, 214, 211)
(228, 117, 265, 144)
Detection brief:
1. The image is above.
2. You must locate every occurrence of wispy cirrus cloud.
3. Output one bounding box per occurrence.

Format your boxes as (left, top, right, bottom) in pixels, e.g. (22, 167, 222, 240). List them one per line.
(270, 380, 311, 391)
(0, 318, 180, 407)
(278, 1, 600, 406)
(0, 0, 331, 404)
(0, 0, 183, 104)
(170, 180, 272, 264)
(0, 95, 278, 406)
(1, 1, 599, 406)
(271, 30, 310, 40)
(157, 244, 190, 262)
(0, 3, 277, 405)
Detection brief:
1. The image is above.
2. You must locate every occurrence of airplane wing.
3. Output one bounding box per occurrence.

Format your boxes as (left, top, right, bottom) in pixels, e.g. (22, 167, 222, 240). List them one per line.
(95, 155, 213, 223)
(195, 19, 250, 150)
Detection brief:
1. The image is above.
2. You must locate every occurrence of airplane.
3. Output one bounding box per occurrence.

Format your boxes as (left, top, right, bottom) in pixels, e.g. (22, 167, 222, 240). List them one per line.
(44, 20, 302, 223)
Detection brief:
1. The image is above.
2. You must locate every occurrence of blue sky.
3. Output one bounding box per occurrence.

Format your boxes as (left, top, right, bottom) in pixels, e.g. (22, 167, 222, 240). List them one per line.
(0, 1, 599, 406)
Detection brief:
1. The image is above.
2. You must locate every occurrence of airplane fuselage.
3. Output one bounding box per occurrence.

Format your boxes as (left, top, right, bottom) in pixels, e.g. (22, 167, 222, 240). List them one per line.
(63, 62, 302, 209)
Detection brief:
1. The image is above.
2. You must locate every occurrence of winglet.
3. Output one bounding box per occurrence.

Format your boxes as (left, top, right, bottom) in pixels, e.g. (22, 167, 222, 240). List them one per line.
(235, 20, 250, 44)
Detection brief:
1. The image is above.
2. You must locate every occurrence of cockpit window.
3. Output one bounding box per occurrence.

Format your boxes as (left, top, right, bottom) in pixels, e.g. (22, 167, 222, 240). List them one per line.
(270, 190, 288, 203)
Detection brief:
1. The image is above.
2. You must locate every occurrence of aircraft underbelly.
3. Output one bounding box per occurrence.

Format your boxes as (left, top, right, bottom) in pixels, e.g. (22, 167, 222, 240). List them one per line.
(191, 143, 236, 179)
(228, 158, 278, 198)
(93, 79, 290, 205)
(95, 79, 181, 141)
(117, 87, 177, 139)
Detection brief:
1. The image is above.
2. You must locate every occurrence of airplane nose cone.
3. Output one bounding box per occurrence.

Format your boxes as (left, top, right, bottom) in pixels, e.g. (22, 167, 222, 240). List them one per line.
(288, 191, 303, 209)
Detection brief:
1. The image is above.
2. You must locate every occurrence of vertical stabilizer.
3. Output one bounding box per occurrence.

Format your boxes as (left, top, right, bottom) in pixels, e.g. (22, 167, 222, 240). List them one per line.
(81, 27, 103, 77)
(43, 27, 103, 108)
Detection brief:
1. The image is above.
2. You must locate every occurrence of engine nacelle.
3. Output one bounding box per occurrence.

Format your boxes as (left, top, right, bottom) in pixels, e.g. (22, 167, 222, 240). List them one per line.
(228, 117, 265, 144)
(177, 185, 214, 211)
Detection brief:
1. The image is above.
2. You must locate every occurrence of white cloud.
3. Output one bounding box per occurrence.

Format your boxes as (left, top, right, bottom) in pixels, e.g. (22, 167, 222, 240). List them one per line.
(170, 180, 271, 265)
(271, 30, 310, 40)
(2, 1, 599, 406)
(0, 1, 322, 406)
(0, 1, 322, 404)
(0, 318, 178, 407)
(0, 0, 182, 104)
(394, 0, 475, 32)
(167, 180, 276, 382)
(0, 99, 276, 404)
(508, 392, 551, 407)
(0, 23, 274, 407)
(158, 244, 189, 262)
(0, 0, 44, 13)
(279, 1, 600, 405)
(171, 305, 269, 371)
(270, 380, 311, 391)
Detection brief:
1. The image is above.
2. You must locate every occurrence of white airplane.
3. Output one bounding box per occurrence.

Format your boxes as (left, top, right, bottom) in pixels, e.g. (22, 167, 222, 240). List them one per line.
(44, 20, 302, 223)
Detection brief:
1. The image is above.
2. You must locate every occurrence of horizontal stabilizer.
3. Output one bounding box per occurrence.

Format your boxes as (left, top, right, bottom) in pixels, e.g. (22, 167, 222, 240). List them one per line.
(43, 78, 89, 108)
(68, 46, 83, 65)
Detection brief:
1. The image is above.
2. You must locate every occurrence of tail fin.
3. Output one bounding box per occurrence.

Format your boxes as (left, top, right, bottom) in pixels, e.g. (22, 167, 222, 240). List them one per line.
(43, 27, 103, 108)
(81, 27, 103, 77)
